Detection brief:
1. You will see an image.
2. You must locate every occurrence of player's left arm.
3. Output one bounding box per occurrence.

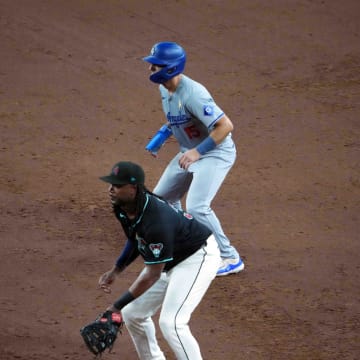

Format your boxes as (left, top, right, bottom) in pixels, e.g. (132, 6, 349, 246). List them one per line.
(179, 114, 233, 169)
(106, 263, 165, 312)
(208, 114, 234, 143)
(128, 263, 165, 297)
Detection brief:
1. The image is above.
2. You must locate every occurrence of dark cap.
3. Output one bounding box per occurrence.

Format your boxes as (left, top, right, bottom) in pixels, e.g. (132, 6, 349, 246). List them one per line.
(99, 161, 145, 185)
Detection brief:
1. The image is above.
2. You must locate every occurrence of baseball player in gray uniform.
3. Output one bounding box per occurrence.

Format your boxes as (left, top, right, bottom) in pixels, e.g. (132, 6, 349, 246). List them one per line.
(143, 42, 244, 276)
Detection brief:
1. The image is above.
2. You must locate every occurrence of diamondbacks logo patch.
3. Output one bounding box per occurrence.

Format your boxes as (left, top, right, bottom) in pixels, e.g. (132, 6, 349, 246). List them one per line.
(149, 243, 164, 258)
(203, 105, 214, 116)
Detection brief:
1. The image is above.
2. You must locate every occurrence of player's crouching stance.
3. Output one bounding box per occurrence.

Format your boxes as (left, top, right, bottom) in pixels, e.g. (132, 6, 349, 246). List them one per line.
(92, 161, 220, 359)
(143, 42, 244, 276)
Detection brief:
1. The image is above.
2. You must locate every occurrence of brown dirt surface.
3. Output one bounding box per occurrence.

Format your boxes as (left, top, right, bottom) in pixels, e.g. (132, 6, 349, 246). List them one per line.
(1, 1, 359, 359)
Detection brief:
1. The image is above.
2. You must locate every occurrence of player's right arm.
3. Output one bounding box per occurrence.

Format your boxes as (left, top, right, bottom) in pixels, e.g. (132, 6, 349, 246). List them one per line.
(98, 240, 139, 293)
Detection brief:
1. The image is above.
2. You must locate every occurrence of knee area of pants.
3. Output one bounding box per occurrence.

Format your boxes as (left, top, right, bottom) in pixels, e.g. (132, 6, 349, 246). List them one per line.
(158, 316, 174, 334)
(186, 204, 210, 217)
(121, 305, 137, 323)
(159, 315, 187, 335)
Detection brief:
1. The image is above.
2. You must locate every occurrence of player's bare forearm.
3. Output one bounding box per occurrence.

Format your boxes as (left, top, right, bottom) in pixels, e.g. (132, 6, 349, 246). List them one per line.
(129, 263, 164, 298)
(108, 265, 163, 312)
(211, 115, 234, 143)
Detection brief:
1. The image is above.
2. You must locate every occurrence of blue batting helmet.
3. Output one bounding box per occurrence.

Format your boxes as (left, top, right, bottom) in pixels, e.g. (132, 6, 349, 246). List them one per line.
(143, 42, 186, 84)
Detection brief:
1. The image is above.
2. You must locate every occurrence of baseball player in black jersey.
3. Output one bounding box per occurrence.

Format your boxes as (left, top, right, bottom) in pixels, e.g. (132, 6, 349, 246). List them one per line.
(97, 161, 221, 360)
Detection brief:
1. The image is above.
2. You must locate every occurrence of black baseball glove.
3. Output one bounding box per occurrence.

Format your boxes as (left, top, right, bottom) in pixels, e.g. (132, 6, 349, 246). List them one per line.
(80, 310, 124, 356)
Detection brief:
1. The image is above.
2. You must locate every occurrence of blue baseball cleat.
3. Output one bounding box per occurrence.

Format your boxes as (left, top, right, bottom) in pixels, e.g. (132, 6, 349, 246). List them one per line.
(216, 256, 245, 276)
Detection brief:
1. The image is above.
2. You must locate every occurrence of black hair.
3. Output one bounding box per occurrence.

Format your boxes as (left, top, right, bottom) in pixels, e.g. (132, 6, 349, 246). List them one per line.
(134, 184, 164, 214)
(112, 184, 166, 222)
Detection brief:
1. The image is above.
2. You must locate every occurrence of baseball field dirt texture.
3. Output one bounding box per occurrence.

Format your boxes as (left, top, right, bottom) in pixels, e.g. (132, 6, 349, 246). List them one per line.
(1, 1, 359, 359)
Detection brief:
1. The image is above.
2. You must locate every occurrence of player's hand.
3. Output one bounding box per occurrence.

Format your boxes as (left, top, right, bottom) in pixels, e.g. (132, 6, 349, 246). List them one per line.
(98, 269, 117, 293)
(147, 150, 158, 158)
(179, 149, 200, 170)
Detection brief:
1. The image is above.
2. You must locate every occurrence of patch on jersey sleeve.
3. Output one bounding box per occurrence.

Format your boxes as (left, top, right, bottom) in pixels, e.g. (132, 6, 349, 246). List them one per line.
(149, 243, 164, 258)
(203, 105, 214, 116)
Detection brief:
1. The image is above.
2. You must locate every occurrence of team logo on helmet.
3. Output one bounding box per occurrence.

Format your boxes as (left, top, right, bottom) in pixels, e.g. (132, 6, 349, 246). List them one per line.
(112, 166, 120, 175)
(149, 243, 164, 258)
(144, 42, 186, 84)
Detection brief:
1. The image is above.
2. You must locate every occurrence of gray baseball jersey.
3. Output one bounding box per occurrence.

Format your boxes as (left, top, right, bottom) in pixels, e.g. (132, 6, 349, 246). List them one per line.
(159, 74, 234, 152)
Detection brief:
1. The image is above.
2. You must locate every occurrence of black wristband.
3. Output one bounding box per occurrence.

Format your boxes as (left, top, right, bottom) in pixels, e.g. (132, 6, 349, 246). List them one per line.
(113, 290, 135, 311)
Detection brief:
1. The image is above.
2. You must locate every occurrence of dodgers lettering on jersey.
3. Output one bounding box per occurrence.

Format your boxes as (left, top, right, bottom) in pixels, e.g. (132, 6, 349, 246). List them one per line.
(159, 75, 234, 152)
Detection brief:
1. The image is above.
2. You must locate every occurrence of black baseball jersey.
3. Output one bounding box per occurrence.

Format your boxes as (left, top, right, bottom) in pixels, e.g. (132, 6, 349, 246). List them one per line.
(113, 193, 212, 271)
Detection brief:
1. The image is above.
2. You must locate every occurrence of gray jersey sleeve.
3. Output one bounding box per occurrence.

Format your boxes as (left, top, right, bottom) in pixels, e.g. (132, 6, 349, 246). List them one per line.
(159, 76, 226, 151)
(184, 80, 224, 130)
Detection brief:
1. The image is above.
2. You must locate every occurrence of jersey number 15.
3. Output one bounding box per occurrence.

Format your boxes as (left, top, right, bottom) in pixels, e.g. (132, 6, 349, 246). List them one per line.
(184, 125, 201, 139)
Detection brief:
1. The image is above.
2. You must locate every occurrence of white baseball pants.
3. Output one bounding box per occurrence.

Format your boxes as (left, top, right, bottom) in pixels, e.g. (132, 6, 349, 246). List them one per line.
(121, 235, 221, 360)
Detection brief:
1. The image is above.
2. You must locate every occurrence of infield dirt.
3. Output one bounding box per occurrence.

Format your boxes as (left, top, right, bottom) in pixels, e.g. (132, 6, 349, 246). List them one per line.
(1, 1, 359, 359)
